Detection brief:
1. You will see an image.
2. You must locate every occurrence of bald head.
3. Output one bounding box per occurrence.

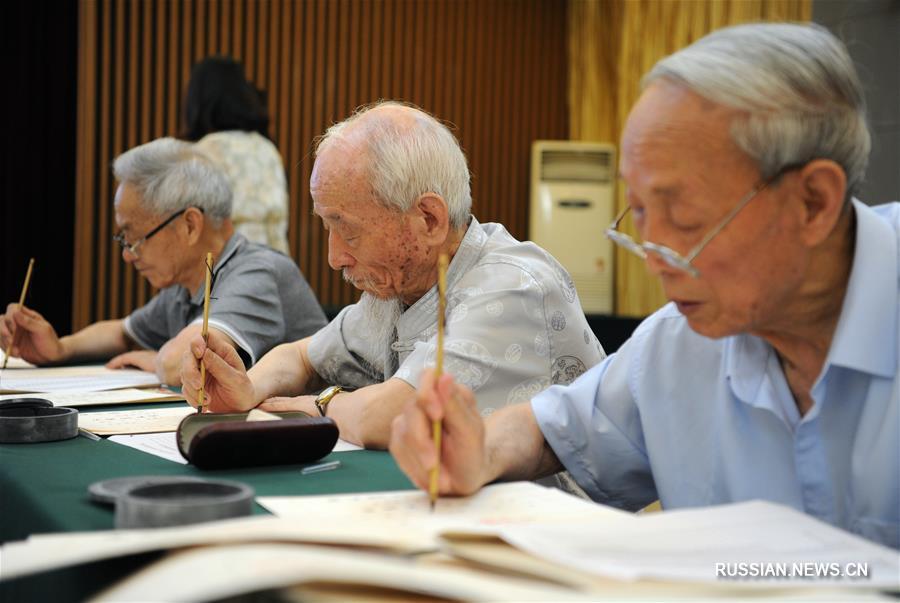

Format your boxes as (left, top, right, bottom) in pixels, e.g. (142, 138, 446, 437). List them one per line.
(314, 101, 472, 228)
(316, 102, 419, 153)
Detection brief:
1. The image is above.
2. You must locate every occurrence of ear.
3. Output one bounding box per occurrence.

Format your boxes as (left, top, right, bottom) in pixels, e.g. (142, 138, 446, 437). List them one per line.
(411, 193, 451, 245)
(182, 207, 206, 245)
(793, 159, 847, 247)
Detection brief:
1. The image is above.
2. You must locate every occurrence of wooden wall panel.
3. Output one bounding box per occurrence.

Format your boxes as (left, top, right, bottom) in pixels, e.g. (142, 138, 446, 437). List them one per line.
(74, 0, 569, 328)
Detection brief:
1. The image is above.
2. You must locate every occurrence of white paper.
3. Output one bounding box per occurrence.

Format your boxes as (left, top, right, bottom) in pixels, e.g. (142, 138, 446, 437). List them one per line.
(107, 433, 189, 464)
(0, 351, 35, 369)
(2, 515, 431, 580)
(78, 405, 195, 435)
(106, 429, 362, 463)
(0, 365, 160, 393)
(1, 483, 616, 580)
(332, 438, 363, 452)
(259, 481, 626, 536)
(496, 500, 900, 588)
(0, 388, 181, 407)
(92, 542, 592, 603)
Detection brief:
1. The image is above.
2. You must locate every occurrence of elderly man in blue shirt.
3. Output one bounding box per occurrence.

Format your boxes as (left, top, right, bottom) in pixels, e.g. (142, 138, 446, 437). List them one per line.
(389, 22, 899, 549)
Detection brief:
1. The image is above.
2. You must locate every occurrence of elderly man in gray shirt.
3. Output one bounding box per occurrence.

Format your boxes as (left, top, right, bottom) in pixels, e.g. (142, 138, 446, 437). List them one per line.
(182, 102, 604, 448)
(0, 138, 326, 385)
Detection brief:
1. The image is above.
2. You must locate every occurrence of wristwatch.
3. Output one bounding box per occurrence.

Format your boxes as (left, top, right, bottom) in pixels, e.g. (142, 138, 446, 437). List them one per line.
(314, 385, 343, 417)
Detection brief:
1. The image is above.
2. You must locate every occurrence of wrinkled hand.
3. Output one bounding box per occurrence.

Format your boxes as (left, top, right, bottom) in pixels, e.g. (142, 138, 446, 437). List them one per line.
(258, 395, 317, 415)
(181, 330, 256, 412)
(0, 304, 66, 365)
(106, 350, 157, 373)
(389, 370, 487, 496)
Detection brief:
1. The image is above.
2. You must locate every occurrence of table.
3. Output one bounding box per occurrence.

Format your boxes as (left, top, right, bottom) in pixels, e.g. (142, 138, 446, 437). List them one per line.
(0, 402, 415, 601)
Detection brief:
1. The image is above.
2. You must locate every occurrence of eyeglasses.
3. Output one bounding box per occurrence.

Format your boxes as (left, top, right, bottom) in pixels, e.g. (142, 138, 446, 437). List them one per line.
(113, 207, 196, 257)
(605, 167, 797, 278)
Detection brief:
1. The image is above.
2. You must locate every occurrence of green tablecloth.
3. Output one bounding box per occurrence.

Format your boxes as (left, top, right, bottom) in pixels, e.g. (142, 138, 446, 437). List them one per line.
(0, 405, 415, 601)
(0, 437, 413, 540)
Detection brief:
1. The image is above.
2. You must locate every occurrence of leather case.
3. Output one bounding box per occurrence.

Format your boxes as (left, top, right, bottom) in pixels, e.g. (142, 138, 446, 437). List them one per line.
(176, 411, 339, 470)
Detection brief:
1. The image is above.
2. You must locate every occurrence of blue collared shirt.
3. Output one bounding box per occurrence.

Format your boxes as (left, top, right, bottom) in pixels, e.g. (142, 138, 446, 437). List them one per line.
(532, 200, 900, 549)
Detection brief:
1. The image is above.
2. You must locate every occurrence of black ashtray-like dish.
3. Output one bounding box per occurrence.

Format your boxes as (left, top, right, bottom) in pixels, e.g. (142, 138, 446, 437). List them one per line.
(113, 478, 255, 529)
(0, 398, 78, 443)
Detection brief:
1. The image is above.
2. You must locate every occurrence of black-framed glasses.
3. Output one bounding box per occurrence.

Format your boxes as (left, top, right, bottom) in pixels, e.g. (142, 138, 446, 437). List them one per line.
(605, 166, 800, 278)
(113, 207, 198, 257)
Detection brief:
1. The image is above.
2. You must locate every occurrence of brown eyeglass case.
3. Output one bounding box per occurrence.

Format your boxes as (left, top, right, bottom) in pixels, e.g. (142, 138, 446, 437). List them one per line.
(176, 411, 338, 470)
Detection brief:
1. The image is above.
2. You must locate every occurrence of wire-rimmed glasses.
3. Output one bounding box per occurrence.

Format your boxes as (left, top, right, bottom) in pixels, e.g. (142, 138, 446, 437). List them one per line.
(605, 167, 798, 278)
(113, 207, 194, 258)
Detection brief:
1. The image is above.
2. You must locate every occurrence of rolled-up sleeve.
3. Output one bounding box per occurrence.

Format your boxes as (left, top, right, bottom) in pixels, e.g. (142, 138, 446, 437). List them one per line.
(531, 334, 658, 511)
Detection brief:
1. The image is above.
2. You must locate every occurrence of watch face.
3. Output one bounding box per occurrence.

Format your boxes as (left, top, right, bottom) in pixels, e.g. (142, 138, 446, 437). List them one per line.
(315, 386, 342, 417)
(318, 386, 338, 402)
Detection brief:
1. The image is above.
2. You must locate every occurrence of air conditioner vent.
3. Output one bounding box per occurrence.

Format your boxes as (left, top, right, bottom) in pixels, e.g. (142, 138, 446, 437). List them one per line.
(540, 149, 613, 183)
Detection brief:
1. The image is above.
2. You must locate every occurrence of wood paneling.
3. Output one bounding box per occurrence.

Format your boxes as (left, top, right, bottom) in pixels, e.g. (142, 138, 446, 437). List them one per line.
(73, 0, 568, 328)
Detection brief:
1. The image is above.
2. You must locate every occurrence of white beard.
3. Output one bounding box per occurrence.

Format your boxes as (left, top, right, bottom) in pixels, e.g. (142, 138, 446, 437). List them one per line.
(355, 292, 403, 361)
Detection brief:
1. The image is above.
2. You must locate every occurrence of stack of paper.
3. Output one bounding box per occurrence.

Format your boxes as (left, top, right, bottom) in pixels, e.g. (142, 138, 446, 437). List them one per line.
(77, 405, 195, 435)
(0, 388, 182, 407)
(0, 365, 161, 394)
(106, 431, 362, 463)
(2, 484, 896, 600)
(492, 500, 900, 587)
(92, 542, 593, 602)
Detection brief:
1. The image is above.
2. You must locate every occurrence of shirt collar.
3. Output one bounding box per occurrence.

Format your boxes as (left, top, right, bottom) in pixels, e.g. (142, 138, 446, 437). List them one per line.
(824, 199, 898, 378)
(725, 199, 899, 405)
(189, 233, 245, 305)
(724, 333, 771, 407)
(399, 216, 485, 335)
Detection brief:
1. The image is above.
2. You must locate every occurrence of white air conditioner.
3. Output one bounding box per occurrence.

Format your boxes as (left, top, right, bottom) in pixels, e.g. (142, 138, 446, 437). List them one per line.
(529, 141, 616, 314)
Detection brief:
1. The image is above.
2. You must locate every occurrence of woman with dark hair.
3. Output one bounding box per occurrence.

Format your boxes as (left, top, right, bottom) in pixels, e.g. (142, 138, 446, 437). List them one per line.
(182, 56, 289, 253)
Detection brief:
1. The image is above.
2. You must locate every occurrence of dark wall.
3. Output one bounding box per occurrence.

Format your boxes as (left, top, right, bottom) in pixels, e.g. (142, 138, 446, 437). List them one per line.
(814, 0, 900, 205)
(1, 0, 78, 334)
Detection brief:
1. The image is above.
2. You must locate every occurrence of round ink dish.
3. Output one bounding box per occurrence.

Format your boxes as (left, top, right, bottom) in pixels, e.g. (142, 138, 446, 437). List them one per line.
(114, 478, 254, 529)
(0, 398, 78, 443)
(88, 475, 210, 505)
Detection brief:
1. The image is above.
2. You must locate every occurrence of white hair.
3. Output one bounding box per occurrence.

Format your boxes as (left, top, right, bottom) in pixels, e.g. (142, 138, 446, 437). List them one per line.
(316, 101, 472, 228)
(113, 137, 233, 222)
(646, 23, 870, 200)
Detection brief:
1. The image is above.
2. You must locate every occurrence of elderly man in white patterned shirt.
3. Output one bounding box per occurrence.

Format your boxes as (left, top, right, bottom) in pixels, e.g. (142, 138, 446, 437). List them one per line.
(182, 101, 604, 448)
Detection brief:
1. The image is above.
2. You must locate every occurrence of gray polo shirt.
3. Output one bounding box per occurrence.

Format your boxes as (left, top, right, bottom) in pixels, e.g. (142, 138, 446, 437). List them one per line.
(307, 218, 606, 414)
(124, 234, 327, 366)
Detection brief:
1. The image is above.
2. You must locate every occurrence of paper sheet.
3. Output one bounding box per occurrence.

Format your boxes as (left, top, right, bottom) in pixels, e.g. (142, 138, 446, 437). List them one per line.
(6, 487, 896, 596)
(105, 431, 362, 464)
(78, 405, 195, 435)
(91, 542, 592, 603)
(495, 500, 900, 588)
(0, 351, 35, 369)
(0, 365, 160, 393)
(333, 438, 363, 452)
(258, 481, 626, 535)
(1, 483, 614, 580)
(2, 514, 428, 580)
(0, 388, 182, 407)
(107, 433, 189, 464)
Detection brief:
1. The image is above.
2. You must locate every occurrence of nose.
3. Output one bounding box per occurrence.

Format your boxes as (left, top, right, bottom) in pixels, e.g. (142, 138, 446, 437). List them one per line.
(637, 215, 685, 278)
(121, 247, 138, 263)
(326, 230, 354, 271)
(643, 250, 676, 277)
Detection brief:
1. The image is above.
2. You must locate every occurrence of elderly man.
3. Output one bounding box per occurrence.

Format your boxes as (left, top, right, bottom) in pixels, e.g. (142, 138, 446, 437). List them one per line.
(0, 138, 326, 385)
(183, 102, 604, 448)
(390, 23, 899, 549)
